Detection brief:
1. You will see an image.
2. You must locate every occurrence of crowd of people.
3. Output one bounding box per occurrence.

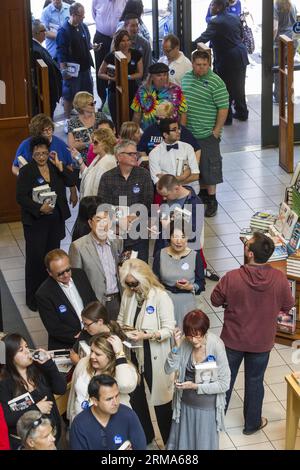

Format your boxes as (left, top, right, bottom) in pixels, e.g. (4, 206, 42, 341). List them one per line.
(0, 0, 296, 452)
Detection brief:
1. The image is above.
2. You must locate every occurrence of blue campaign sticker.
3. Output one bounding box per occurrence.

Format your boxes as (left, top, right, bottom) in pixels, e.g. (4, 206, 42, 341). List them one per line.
(81, 400, 90, 410)
(206, 355, 216, 362)
(170, 69, 175, 75)
(37, 177, 45, 184)
(114, 435, 123, 445)
(293, 22, 300, 34)
(203, 80, 209, 87)
(130, 60, 135, 65)
(146, 305, 155, 314)
(133, 184, 140, 194)
(58, 304, 67, 314)
(181, 262, 189, 271)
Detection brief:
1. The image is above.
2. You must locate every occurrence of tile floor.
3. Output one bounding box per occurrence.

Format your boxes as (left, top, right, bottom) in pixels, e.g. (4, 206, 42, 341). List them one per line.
(1, 145, 300, 450)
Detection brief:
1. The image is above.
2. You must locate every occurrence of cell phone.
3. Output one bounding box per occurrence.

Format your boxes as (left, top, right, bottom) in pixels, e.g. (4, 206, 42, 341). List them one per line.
(50, 349, 70, 357)
(177, 280, 186, 285)
(118, 440, 131, 450)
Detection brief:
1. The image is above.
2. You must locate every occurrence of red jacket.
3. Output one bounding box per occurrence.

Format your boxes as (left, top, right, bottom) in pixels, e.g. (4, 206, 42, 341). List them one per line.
(0, 404, 10, 450)
(211, 264, 295, 352)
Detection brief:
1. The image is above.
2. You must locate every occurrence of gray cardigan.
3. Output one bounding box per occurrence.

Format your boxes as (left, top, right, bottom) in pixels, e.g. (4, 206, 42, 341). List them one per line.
(164, 332, 231, 431)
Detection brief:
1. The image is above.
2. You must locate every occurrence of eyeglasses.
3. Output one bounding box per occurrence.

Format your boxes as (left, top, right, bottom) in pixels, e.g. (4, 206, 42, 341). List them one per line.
(42, 127, 53, 134)
(33, 151, 49, 158)
(125, 280, 139, 288)
(82, 320, 98, 328)
(56, 267, 71, 278)
(120, 151, 138, 157)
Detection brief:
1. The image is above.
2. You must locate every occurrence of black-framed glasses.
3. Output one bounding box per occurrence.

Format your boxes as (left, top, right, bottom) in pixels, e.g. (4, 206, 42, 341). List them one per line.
(82, 320, 98, 329)
(56, 267, 71, 277)
(125, 280, 139, 288)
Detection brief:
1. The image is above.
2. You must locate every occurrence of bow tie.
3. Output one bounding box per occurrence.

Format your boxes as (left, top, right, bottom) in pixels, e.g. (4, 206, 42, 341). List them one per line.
(166, 143, 179, 152)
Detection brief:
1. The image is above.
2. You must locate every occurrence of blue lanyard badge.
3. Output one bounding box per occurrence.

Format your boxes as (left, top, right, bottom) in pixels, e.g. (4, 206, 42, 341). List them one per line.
(114, 435, 123, 445)
(133, 184, 140, 194)
(81, 400, 90, 410)
(37, 177, 45, 184)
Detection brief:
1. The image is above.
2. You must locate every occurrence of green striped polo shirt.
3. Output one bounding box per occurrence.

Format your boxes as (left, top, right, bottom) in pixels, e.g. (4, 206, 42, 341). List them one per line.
(181, 68, 229, 139)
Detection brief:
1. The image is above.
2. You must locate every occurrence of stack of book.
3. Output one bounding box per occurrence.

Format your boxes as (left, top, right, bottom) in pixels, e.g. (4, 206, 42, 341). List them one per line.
(268, 244, 288, 261)
(277, 307, 297, 334)
(250, 211, 276, 232)
(287, 251, 300, 276)
(32, 184, 57, 207)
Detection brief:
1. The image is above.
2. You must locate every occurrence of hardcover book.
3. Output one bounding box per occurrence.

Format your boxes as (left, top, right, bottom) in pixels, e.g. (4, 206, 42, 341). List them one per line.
(195, 361, 218, 384)
(277, 307, 297, 334)
(8, 392, 34, 412)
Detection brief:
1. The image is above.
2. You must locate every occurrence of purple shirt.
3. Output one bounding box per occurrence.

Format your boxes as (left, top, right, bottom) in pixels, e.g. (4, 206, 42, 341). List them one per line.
(92, 0, 127, 37)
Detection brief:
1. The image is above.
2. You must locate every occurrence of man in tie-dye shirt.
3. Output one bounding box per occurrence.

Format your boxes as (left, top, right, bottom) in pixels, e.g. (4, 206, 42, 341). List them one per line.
(132, 62, 187, 130)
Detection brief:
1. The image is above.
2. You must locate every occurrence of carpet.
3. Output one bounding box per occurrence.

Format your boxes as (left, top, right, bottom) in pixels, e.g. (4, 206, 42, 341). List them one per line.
(0, 270, 34, 348)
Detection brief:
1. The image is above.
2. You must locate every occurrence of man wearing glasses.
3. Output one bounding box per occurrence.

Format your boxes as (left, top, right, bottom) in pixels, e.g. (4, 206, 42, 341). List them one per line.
(158, 34, 192, 86)
(41, 0, 70, 59)
(98, 140, 153, 263)
(36, 249, 97, 349)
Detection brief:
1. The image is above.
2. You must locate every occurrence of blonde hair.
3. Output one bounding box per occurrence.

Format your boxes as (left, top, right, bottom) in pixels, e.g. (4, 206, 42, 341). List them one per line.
(275, 0, 292, 12)
(156, 101, 174, 118)
(87, 333, 116, 377)
(73, 92, 94, 113)
(119, 259, 165, 297)
(119, 122, 140, 141)
(92, 128, 117, 154)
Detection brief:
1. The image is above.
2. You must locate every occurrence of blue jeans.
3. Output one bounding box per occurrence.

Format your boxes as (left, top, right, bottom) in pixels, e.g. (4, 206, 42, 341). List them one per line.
(225, 347, 270, 432)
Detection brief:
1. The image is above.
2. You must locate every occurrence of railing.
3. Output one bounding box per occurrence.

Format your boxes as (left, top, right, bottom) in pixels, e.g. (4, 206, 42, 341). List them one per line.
(114, 51, 129, 134)
(36, 59, 51, 116)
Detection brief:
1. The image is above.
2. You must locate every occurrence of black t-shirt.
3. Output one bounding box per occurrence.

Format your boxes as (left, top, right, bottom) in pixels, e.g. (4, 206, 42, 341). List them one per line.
(104, 49, 142, 99)
(72, 329, 92, 354)
(69, 24, 91, 71)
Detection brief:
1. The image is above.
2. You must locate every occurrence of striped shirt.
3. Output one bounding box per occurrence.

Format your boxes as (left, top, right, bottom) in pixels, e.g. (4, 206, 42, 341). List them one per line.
(92, 238, 118, 295)
(181, 69, 229, 139)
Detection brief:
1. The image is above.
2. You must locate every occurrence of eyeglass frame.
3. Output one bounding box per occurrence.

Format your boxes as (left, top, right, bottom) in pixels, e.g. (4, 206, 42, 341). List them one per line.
(55, 267, 72, 278)
(82, 319, 99, 329)
(32, 150, 49, 158)
(24, 414, 47, 443)
(119, 151, 138, 158)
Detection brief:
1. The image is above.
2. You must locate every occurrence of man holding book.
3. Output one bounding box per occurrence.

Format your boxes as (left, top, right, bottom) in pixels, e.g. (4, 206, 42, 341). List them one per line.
(211, 232, 295, 435)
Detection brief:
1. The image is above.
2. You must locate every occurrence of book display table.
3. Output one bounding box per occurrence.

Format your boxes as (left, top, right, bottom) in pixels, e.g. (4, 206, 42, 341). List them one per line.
(285, 374, 300, 450)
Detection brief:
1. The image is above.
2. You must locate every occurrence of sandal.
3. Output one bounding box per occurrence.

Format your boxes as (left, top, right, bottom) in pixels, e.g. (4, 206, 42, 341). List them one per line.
(242, 417, 268, 435)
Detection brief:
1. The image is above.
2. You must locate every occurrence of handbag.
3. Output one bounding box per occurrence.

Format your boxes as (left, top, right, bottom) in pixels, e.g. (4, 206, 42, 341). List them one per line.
(240, 13, 255, 54)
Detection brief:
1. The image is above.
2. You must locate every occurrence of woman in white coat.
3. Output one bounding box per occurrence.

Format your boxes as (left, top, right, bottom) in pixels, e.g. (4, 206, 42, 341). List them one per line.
(71, 128, 117, 198)
(118, 258, 176, 445)
(67, 333, 138, 423)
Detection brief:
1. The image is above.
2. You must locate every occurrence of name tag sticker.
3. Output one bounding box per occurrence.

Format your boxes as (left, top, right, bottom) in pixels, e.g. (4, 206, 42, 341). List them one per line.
(181, 263, 189, 271)
(146, 305, 155, 314)
(81, 400, 90, 410)
(114, 435, 123, 445)
(37, 177, 45, 184)
(133, 184, 140, 194)
(58, 304, 67, 313)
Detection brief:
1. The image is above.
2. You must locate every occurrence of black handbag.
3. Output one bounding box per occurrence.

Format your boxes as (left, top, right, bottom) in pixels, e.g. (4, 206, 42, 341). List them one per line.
(240, 13, 255, 54)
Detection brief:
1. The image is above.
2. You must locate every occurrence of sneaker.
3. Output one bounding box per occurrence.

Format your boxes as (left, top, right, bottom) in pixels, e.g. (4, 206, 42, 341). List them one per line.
(242, 417, 268, 435)
(64, 119, 70, 134)
(205, 198, 218, 217)
(204, 268, 220, 282)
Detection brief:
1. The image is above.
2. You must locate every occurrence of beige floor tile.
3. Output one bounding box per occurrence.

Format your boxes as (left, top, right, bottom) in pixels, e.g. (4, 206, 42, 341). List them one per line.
(18, 305, 40, 319)
(262, 402, 286, 422)
(203, 236, 224, 249)
(0, 224, 12, 236)
(0, 237, 19, 248)
(268, 382, 287, 401)
(0, 257, 25, 270)
(228, 391, 243, 410)
(225, 408, 244, 429)
(263, 419, 300, 441)
(219, 431, 235, 450)
(24, 318, 46, 333)
(217, 233, 242, 246)
(268, 349, 286, 367)
(264, 365, 293, 385)
(226, 426, 269, 447)
(2, 268, 25, 282)
(0, 246, 23, 259)
(233, 371, 245, 391)
(203, 246, 233, 261)
(237, 441, 274, 450)
(263, 385, 279, 404)
(7, 279, 26, 293)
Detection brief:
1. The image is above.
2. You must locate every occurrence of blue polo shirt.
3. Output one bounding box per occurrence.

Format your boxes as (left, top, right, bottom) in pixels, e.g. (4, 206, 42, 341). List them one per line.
(41, 2, 70, 58)
(13, 135, 72, 167)
(70, 405, 147, 450)
(137, 123, 200, 155)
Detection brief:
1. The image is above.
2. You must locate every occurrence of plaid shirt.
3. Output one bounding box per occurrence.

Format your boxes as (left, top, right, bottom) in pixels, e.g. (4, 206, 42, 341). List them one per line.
(98, 166, 154, 212)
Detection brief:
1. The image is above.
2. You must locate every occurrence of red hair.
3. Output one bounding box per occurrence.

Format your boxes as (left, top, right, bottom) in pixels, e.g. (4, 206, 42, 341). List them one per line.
(183, 310, 210, 337)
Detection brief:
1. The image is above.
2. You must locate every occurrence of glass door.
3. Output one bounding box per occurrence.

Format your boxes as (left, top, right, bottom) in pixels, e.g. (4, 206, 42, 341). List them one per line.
(262, 0, 300, 147)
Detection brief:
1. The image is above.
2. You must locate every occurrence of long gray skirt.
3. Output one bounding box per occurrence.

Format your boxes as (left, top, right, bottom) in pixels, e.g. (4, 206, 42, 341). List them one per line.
(166, 402, 219, 450)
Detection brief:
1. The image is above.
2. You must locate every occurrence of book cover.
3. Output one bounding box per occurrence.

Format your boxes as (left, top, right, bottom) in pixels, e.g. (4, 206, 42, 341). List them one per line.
(195, 361, 218, 384)
(277, 307, 297, 334)
(287, 223, 300, 254)
(66, 62, 80, 78)
(32, 184, 50, 203)
(39, 191, 57, 208)
(282, 210, 298, 241)
(274, 202, 290, 233)
(8, 392, 35, 412)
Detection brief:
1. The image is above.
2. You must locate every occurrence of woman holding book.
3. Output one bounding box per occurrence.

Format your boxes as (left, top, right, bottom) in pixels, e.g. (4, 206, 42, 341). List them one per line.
(67, 333, 138, 424)
(16, 135, 76, 311)
(118, 258, 176, 445)
(153, 222, 205, 328)
(70, 301, 126, 365)
(0, 333, 66, 450)
(165, 310, 230, 450)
